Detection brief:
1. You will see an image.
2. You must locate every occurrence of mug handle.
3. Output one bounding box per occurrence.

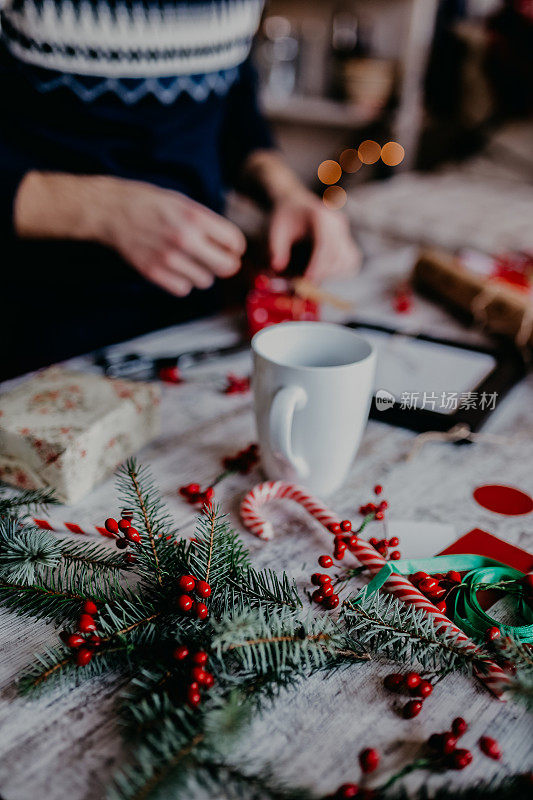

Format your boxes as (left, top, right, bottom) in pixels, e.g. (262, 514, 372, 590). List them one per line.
(269, 385, 309, 478)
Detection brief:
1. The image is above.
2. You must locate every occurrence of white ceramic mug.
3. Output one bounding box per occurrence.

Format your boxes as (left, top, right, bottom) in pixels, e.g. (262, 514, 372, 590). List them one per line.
(252, 321, 376, 496)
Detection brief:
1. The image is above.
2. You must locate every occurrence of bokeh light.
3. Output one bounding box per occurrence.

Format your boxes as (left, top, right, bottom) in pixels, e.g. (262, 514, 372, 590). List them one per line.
(381, 141, 405, 167)
(323, 185, 347, 210)
(317, 159, 342, 185)
(339, 149, 362, 173)
(357, 140, 381, 165)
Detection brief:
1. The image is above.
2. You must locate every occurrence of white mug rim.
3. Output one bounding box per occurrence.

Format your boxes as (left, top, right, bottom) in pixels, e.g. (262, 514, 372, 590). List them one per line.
(251, 321, 374, 372)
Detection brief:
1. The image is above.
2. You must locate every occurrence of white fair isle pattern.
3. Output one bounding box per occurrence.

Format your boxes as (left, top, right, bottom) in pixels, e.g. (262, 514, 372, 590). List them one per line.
(240, 480, 512, 699)
(1, 0, 263, 77)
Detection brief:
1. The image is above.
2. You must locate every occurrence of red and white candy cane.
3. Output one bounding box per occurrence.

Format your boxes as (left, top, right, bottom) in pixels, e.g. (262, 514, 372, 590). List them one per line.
(32, 518, 115, 538)
(240, 481, 511, 699)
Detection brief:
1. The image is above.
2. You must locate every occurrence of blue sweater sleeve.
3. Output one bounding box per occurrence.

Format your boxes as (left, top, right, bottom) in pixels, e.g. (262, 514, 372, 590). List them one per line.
(220, 56, 275, 183)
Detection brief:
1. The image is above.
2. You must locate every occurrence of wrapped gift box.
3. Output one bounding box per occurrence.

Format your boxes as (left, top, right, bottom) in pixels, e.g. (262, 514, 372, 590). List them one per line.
(0, 367, 160, 504)
(413, 248, 533, 348)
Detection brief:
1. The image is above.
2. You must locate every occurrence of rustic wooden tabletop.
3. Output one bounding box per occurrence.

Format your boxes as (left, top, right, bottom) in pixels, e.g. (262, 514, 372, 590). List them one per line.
(1, 244, 532, 800)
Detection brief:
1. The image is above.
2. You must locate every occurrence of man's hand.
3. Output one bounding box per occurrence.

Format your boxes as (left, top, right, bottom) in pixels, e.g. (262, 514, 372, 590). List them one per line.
(243, 150, 361, 283)
(15, 173, 246, 296)
(268, 190, 361, 283)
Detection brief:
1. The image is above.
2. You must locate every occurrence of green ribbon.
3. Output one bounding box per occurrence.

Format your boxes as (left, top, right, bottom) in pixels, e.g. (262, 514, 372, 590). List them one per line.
(359, 553, 533, 644)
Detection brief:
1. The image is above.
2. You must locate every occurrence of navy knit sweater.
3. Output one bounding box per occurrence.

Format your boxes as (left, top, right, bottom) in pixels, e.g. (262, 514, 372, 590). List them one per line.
(0, 0, 273, 376)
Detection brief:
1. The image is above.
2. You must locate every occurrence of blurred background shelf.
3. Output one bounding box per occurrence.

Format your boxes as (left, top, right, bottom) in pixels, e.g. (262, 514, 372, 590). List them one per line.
(261, 92, 381, 129)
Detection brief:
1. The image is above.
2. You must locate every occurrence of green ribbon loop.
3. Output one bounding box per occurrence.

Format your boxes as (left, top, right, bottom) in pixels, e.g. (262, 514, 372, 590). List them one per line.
(359, 554, 533, 644)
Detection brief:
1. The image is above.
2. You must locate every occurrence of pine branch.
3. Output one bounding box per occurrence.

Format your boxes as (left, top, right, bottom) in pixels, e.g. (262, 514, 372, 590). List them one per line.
(342, 588, 482, 674)
(188, 504, 250, 592)
(222, 567, 302, 614)
(0, 484, 57, 516)
(212, 608, 339, 676)
(18, 643, 128, 694)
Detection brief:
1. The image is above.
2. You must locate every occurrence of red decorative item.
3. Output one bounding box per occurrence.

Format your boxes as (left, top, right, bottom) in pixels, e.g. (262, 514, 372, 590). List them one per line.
(472, 484, 533, 516)
(359, 747, 380, 774)
(158, 366, 182, 384)
(479, 735, 501, 760)
(246, 274, 319, 337)
(224, 374, 251, 395)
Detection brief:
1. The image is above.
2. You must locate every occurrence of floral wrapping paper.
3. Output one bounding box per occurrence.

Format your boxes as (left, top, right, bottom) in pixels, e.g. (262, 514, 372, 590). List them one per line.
(0, 367, 160, 504)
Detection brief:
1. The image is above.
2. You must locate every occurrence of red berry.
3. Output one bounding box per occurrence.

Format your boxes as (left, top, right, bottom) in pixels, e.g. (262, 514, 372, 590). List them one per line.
(359, 747, 379, 774)
(323, 594, 340, 609)
(346, 535, 358, 549)
(405, 672, 421, 690)
(428, 585, 446, 601)
(312, 589, 325, 604)
(446, 570, 462, 584)
(403, 700, 423, 718)
(376, 543, 388, 556)
(410, 571, 428, 585)
(435, 600, 448, 613)
(192, 651, 208, 665)
(486, 626, 501, 642)
(173, 645, 189, 661)
(187, 483, 200, 495)
(203, 672, 215, 688)
(418, 577, 438, 593)
(479, 736, 501, 760)
(125, 527, 141, 544)
(116, 538, 128, 549)
(187, 687, 201, 708)
(177, 594, 193, 612)
(413, 679, 433, 698)
(178, 575, 196, 592)
(124, 553, 137, 565)
(75, 646, 94, 666)
(390, 551, 401, 560)
(375, 511, 384, 521)
(389, 536, 399, 547)
(159, 366, 181, 384)
(318, 555, 333, 568)
(195, 580, 212, 598)
(321, 583, 335, 597)
(368, 537, 378, 548)
(204, 487, 215, 501)
(384, 673, 404, 692)
(104, 518, 119, 534)
(82, 600, 98, 615)
(78, 614, 97, 633)
(59, 630, 71, 644)
(452, 717, 468, 736)
(449, 748, 472, 770)
(66, 633, 85, 649)
(340, 520, 352, 532)
(328, 523, 341, 534)
(88, 635, 102, 646)
(379, 500, 388, 511)
(195, 602, 209, 620)
(190, 666, 207, 684)
(374, 485, 383, 495)
(337, 784, 359, 799)
(311, 573, 331, 586)
(442, 732, 458, 755)
(118, 518, 131, 532)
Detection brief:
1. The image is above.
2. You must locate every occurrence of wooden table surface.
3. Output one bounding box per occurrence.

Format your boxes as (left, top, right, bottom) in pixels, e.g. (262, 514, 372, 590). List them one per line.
(1, 245, 532, 800)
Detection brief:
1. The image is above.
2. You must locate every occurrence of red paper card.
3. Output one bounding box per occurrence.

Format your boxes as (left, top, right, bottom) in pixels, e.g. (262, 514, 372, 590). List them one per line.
(439, 528, 533, 574)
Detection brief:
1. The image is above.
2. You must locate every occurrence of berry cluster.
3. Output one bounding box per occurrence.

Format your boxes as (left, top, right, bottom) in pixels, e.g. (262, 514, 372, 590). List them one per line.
(60, 599, 102, 667)
(222, 443, 259, 474)
(176, 574, 211, 620)
(104, 509, 141, 550)
(172, 645, 214, 708)
(367, 534, 400, 560)
(311, 567, 340, 610)
(427, 717, 472, 769)
(224, 373, 250, 394)
(409, 569, 462, 615)
(383, 670, 433, 718)
(179, 483, 215, 508)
